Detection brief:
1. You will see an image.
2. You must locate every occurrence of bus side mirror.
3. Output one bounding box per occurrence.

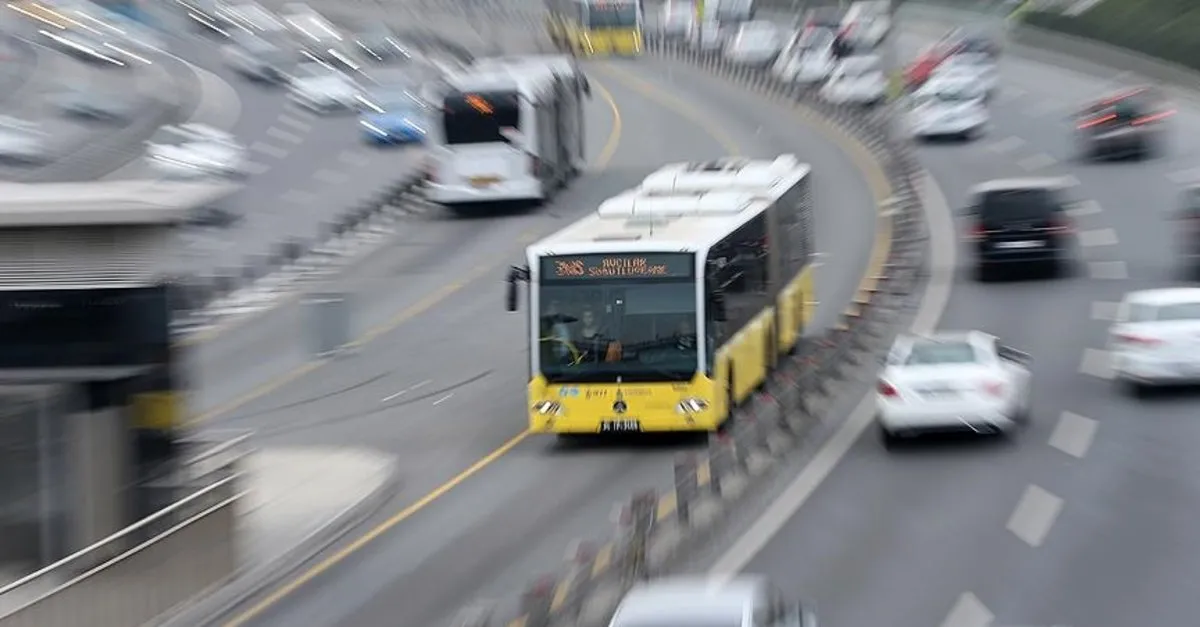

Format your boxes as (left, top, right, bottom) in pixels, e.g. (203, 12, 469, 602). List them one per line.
(709, 291, 728, 322)
(505, 265, 529, 312)
(582, 75, 591, 97)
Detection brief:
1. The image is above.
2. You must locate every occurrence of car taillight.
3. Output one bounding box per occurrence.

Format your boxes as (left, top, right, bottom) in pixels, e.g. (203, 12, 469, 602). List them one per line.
(1078, 113, 1115, 129)
(1113, 332, 1162, 347)
(1048, 215, 1073, 234)
(966, 222, 988, 241)
(1132, 110, 1174, 125)
(877, 381, 898, 398)
(980, 381, 1005, 397)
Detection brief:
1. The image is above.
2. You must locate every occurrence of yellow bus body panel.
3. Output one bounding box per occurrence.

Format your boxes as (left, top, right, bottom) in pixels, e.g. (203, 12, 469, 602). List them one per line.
(575, 27, 643, 57)
(528, 373, 720, 433)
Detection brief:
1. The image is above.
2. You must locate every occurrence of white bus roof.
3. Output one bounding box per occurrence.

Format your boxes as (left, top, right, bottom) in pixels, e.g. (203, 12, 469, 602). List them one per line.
(529, 157, 810, 258)
(639, 154, 806, 195)
(471, 55, 579, 77)
(446, 67, 560, 97)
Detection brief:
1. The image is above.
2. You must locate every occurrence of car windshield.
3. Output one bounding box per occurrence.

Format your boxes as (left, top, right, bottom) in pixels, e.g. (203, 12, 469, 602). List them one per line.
(976, 187, 1061, 225)
(904, 341, 978, 365)
(1148, 302, 1200, 322)
(536, 255, 699, 383)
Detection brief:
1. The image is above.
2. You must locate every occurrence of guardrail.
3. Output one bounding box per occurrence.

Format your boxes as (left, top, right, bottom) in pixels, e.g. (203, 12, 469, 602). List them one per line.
(0, 470, 243, 627)
(449, 25, 929, 627)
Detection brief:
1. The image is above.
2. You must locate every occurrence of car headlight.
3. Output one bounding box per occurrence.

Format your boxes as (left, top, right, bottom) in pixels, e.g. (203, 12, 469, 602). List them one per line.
(532, 400, 565, 416)
(675, 398, 709, 414)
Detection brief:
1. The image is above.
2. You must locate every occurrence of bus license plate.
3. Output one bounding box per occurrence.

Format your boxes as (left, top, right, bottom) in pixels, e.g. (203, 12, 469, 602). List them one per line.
(600, 420, 641, 433)
(469, 176, 500, 187)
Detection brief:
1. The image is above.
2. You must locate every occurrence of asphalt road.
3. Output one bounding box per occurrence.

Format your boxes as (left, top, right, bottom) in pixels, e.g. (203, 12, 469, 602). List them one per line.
(182, 14, 882, 627)
(709, 14, 1200, 627)
(147, 15, 428, 278)
(0, 35, 147, 175)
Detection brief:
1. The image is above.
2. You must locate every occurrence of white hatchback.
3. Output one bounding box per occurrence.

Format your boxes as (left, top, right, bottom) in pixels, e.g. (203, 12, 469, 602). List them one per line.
(907, 86, 988, 140)
(877, 331, 1032, 447)
(820, 54, 888, 105)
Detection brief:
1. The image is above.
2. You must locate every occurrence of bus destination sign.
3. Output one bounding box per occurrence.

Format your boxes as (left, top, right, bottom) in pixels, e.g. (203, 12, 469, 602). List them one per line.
(541, 253, 693, 280)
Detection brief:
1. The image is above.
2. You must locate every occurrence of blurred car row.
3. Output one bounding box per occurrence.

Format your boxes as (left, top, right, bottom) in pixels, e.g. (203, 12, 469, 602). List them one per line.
(658, 0, 893, 106)
(7, 0, 163, 67)
(897, 26, 1002, 142)
(0, 83, 141, 165)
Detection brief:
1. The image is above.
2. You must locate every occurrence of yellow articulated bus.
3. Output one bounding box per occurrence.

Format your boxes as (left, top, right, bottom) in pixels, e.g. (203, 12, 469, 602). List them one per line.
(504, 155, 814, 436)
(544, 0, 643, 57)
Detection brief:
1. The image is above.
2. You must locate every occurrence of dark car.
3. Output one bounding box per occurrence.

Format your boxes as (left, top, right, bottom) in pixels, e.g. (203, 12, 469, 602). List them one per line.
(1176, 185, 1200, 278)
(1074, 87, 1171, 160)
(961, 178, 1077, 280)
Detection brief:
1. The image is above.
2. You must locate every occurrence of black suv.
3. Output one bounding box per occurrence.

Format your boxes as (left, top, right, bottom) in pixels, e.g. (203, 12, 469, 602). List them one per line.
(961, 178, 1076, 281)
(1074, 87, 1170, 160)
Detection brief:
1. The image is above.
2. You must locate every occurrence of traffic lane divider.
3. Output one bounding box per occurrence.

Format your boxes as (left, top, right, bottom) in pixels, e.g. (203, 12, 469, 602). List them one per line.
(483, 31, 930, 627)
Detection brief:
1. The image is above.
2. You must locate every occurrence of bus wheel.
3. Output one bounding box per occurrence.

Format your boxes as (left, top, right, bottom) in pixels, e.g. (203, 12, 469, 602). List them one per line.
(718, 371, 736, 433)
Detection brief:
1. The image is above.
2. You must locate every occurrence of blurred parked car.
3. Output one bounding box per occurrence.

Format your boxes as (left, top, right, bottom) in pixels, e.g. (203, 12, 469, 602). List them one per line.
(287, 61, 365, 113)
(146, 123, 247, 179)
(820, 54, 887, 105)
(724, 20, 781, 66)
(54, 84, 135, 123)
(772, 27, 835, 84)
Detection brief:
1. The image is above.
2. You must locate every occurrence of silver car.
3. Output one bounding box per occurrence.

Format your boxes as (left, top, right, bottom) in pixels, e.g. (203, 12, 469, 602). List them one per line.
(609, 576, 818, 627)
(287, 62, 364, 113)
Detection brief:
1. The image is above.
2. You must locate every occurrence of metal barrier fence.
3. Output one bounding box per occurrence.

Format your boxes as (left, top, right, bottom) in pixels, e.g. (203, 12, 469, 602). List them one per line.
(0, 463, 244, 626)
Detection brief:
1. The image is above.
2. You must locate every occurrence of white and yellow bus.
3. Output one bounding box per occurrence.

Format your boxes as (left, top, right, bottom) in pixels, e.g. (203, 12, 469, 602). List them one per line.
(505, 155, 814, 436)
(544, 0, 643, 57)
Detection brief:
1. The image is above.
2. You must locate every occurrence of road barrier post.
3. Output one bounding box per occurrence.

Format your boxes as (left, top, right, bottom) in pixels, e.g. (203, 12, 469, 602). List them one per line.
(672, 453, 699, 526)
(519, 575, 555, 627)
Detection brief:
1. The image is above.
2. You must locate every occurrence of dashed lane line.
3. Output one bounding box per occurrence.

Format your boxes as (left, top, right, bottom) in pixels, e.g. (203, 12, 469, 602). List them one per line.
(1017, 153, 1056, 170)
(1048, 411, 1098, 459)
(1006, 484, 1064, 548)
(940, 592, 995, 627)
(314, 168, 349, 184)
(1077, 227, 1118, 247)
(1066, 199, 1102, 217)
(251, 141, 289, 159)
(1079, 347, 1113, 380)
(1090, 300, 1119, 321)
(985, 136, 1025, 154)
(1088, 260, 1128, 280)
(266, 126, 304, 144)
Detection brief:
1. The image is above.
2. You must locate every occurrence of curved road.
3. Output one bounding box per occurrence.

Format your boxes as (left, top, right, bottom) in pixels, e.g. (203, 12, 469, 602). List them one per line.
(176, 10, 885, 627)
(704, 12, 1200, 627)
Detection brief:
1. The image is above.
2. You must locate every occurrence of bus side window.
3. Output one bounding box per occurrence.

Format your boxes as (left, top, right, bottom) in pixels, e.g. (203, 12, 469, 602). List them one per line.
(713, 214, 771, 336)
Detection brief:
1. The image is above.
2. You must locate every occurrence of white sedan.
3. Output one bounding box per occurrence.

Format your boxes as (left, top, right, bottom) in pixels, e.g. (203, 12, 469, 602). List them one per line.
(907, 86, 988, 140)
(146, 123, 246, 179)
(936, 52, 998, 96)
(772, 29, 836, 84)
(1109, 288, 1200, 397)
(724, 21, 783, 66)
(876, 331, 1032, 447)
(287, 62, 365, 113)
(820, 54, 888, 105)
(0, 116, 49, 164)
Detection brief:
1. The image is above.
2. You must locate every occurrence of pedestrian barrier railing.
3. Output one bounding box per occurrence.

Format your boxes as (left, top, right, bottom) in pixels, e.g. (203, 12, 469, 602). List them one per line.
(0, 462, 245, 626)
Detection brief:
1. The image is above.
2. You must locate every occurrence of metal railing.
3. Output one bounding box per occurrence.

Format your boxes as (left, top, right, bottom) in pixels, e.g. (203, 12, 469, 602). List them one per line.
(0, 468, 244, 626)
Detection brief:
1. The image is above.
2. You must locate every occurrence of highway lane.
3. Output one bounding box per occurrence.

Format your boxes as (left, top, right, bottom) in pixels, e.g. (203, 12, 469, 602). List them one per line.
(700, 18, 1200, 627)
(198, 43, 881, 627)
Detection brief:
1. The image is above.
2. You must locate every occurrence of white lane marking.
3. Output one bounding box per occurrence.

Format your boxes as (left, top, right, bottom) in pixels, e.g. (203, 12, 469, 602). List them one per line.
(1077, 227, 1118, 247)
(315, 168, 349, 184)
(1060, 174, 1081, 187)
(432, 393, 454, 406)
(186, 66, 242, 130)
(1066, 199, 1102, 217)
(251, 141, 289, 159)
(267, 126, 304, 144)
(1091, 300, 1120, 321)
(1088, 260, 1128, 279)
(708, 172, 958, 578)
(339, 150, 370, 167)
(243, 161, 270, 175)
(277, 114, 312, 132)
(1007, 484, 1064, 548)
(986, 136, 1025, 154)
(1004, 85, 1028, 98)
(281, 189, 316, 204)
(380, 379, 433, 402)
(1048, 411, 1098, 458)
(1018, 153, 1057, 170)
(939, 592, 995, 627)
(1079, 348, 1113, 380)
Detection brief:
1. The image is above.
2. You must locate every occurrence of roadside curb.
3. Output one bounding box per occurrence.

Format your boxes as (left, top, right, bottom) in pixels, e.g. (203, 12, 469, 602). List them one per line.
(155, 453, 401, 627)
(452, 27, 932, 627)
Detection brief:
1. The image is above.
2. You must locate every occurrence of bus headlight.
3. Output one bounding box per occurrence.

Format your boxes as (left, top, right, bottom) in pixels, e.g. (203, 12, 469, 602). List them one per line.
(676, 398, 709, 414)
(532, 400, 565, 416)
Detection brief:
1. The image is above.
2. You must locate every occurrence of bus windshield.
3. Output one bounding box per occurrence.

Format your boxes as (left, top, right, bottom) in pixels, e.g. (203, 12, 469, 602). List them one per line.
(585, 3, 639, 28)
(537, 260, 698, 383)
(441, 90, 520, 145)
